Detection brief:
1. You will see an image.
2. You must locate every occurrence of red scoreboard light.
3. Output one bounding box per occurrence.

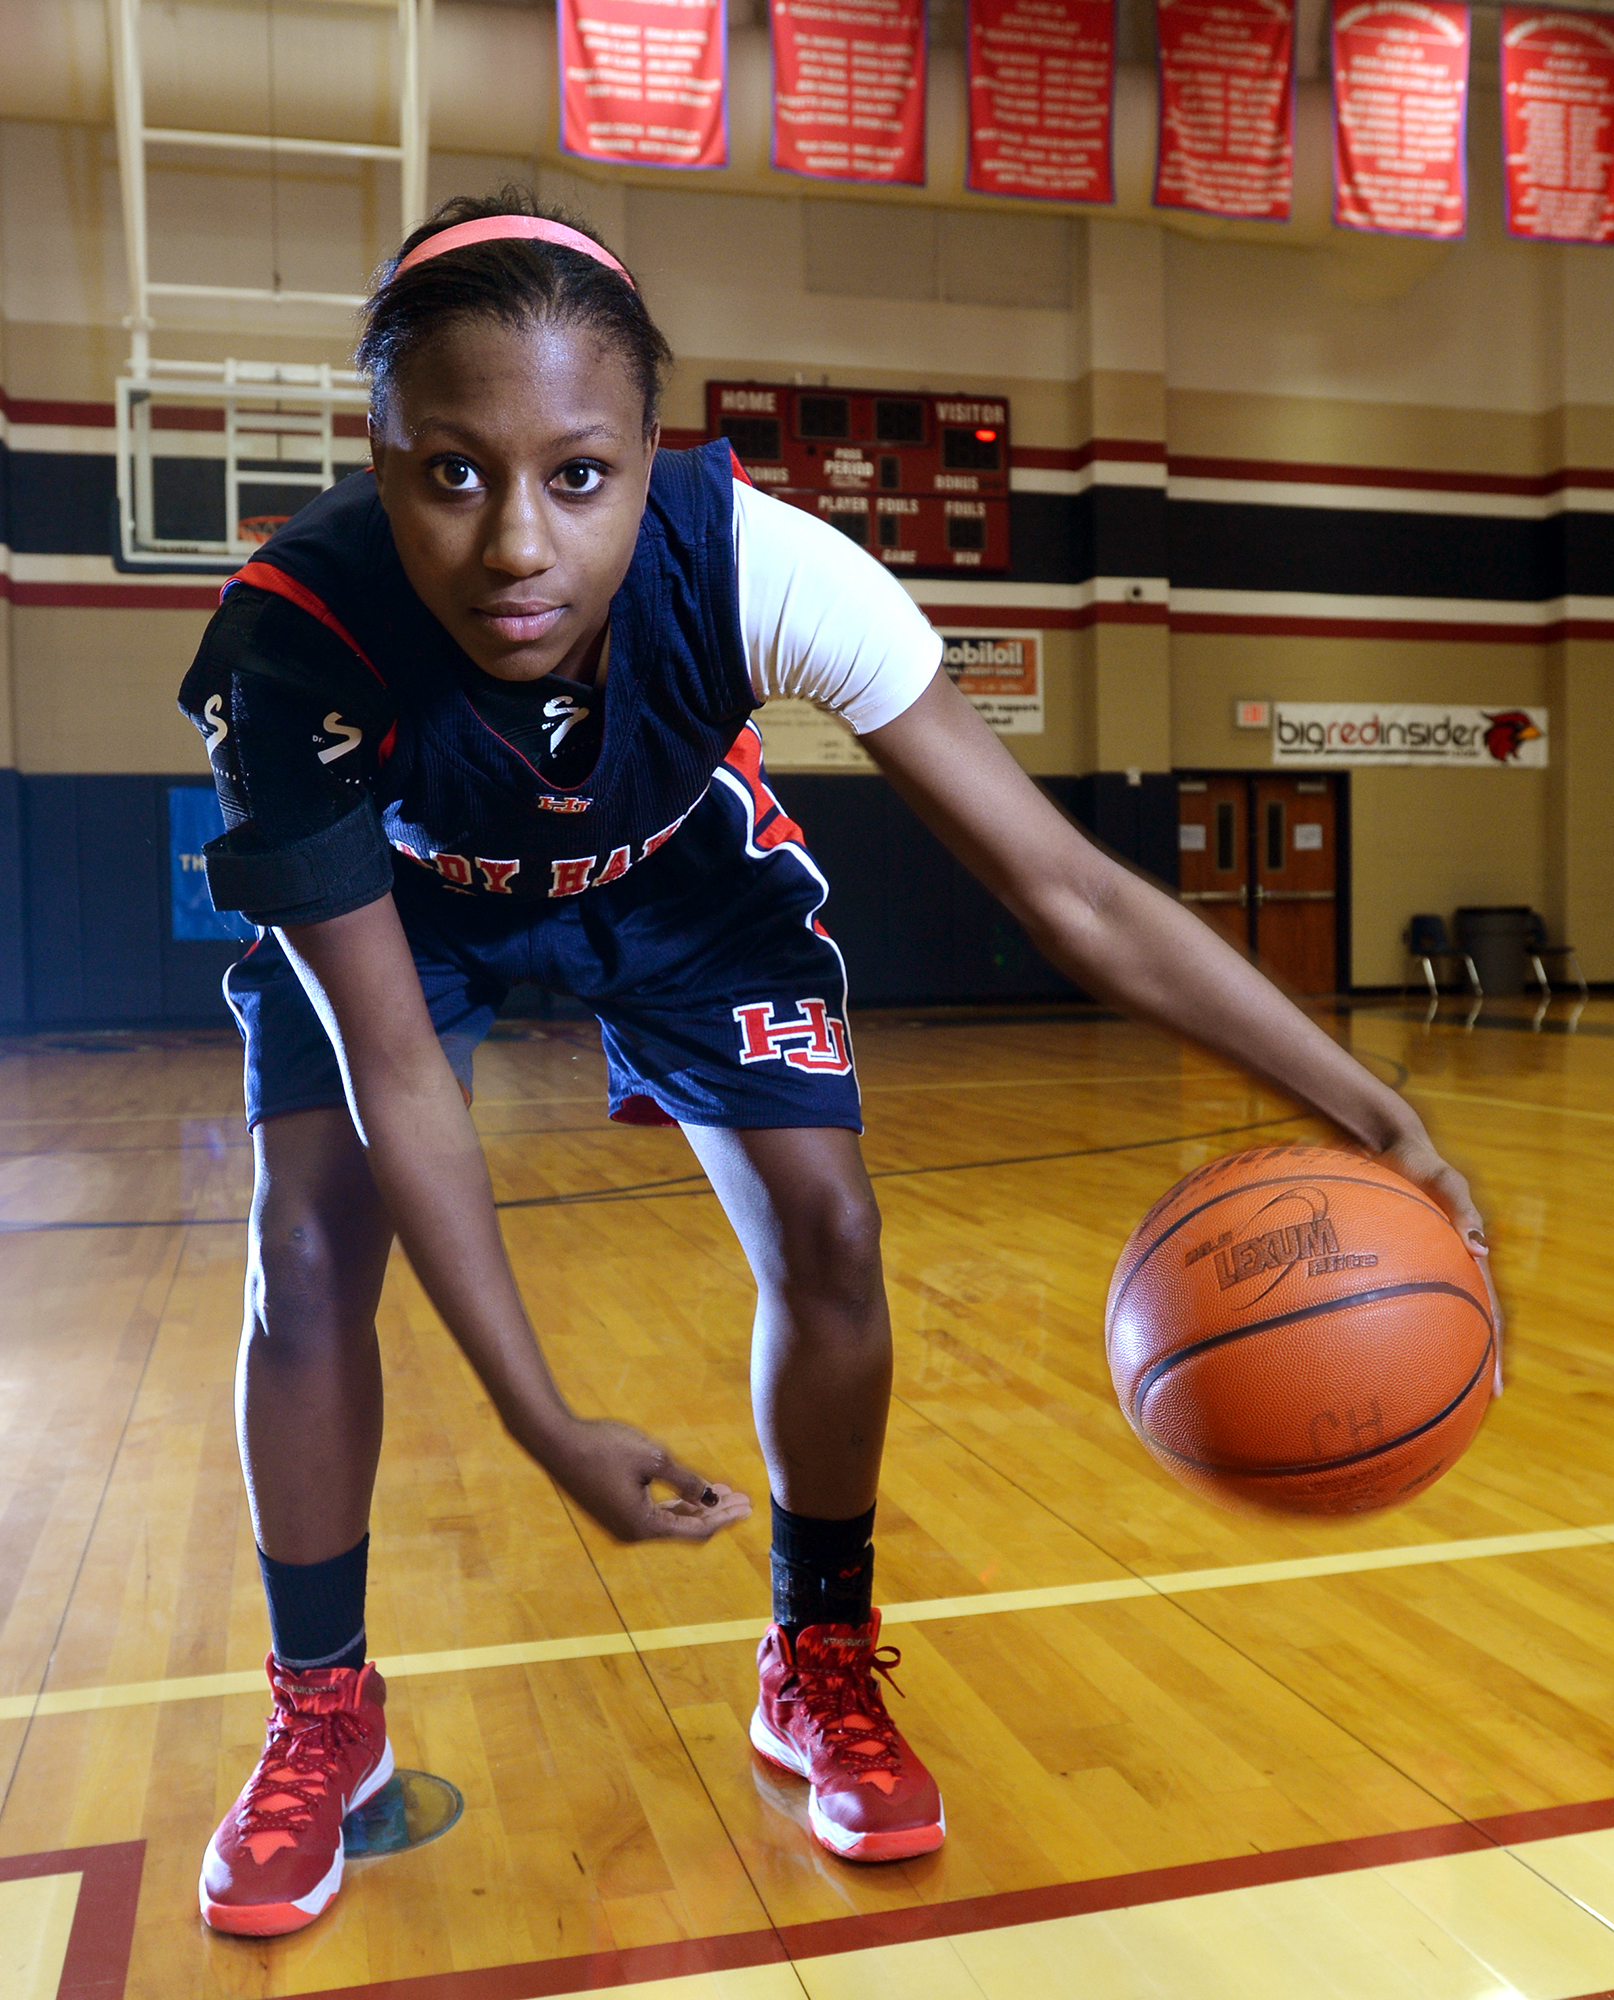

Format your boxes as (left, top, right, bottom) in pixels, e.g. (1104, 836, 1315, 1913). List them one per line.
(705, 380, 1012, 573)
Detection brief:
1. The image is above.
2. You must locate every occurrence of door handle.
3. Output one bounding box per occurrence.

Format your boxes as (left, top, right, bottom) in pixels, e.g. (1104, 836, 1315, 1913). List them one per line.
(1180, 889, 1247, 905)
(1260, 890, 1336, 903)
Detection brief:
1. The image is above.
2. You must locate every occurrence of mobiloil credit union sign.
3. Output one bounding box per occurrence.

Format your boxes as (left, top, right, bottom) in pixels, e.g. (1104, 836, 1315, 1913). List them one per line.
(1273, 704, 1549, 768)
(940, 631, 1043, 733)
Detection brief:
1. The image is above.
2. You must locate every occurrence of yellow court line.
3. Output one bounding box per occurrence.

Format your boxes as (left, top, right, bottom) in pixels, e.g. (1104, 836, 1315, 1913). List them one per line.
(5, 1520, 1611, 1727)
(1407, 1086, 1614, 1127)
(0, 1871, 83, 2000)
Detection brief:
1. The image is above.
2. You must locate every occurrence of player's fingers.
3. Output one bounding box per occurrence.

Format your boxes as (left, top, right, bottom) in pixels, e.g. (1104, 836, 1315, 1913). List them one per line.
(657, 1481, 744, 1519)
(1415, 1167, 1503, 1397)
(1472, 1245, 1505, 1396)
(647, 1490, 753, 1540)
(654, 1453, 727, 1509)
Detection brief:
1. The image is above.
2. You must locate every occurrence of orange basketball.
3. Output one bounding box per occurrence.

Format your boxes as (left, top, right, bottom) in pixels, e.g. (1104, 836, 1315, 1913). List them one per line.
(1106, 1145, 1495, 1515)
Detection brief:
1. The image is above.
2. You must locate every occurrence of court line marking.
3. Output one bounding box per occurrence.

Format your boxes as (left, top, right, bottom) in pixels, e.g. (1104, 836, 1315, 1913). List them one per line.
(483, 1072, 1237, 1105)
(6, 1519, 1611, 1725)
(0, 1110, 1318, 1234)
(1407, 1086, 1614, 1127)
(0, 1072, 1261, 1129)
(268, 1802, 1614, 2000)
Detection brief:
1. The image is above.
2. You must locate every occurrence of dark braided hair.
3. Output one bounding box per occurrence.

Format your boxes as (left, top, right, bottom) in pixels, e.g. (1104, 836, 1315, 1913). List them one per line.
(357, 186, 673, 438)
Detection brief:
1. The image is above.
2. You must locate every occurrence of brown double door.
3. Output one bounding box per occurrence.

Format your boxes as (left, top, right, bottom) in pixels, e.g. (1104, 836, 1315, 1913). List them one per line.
(1176, 774, 1341, 995)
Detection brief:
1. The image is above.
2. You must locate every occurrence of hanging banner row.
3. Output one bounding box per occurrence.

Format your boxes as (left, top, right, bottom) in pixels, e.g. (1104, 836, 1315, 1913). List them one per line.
(558, 0, 1614, 244)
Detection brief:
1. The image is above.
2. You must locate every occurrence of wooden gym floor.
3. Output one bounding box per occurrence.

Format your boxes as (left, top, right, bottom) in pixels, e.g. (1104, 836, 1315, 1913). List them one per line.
(4, 992, 1614, 2000)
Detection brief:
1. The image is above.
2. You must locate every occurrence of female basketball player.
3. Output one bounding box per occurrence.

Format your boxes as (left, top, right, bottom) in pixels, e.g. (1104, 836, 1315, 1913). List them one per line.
(180, 190, 1497, 1937)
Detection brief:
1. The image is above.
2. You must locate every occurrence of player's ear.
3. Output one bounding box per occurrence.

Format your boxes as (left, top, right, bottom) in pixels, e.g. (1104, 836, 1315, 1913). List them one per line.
(367, 415, 388, 479)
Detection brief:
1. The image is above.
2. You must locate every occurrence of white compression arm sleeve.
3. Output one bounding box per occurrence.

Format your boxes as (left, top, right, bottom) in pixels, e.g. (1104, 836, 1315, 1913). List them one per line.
(732, 478, 942, 733)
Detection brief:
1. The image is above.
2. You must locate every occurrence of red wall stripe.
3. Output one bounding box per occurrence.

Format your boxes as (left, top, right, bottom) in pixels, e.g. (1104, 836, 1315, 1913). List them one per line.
(7, 389, 1613, 495)
(1172, 610, 1614, 643)
(1168, 453, 1614, 496)
(7, 582, 223, 611)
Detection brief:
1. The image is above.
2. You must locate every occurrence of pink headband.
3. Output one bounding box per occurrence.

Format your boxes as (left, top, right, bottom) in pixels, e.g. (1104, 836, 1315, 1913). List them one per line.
(393, 215, 635, 287)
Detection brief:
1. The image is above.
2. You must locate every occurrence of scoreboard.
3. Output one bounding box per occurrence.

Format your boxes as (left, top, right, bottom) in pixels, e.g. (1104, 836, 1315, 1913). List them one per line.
(705, 380, 1011, 574)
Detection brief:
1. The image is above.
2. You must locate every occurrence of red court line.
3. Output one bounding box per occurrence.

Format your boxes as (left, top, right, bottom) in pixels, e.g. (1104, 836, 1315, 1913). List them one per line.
(276, 1793, 1614, 2000)
(278, 1927, 787, 2000)
(0, 1841, 145, 2000)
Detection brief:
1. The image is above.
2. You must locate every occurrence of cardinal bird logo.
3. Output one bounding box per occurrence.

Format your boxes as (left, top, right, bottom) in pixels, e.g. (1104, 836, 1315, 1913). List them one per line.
(1481, 710, 1541, 764)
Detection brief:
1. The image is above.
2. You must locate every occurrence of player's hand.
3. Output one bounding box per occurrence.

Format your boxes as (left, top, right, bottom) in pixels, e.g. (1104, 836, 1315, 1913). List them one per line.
(1377, 1128, 1504, 1397)
(548, 1417, 753, 1542)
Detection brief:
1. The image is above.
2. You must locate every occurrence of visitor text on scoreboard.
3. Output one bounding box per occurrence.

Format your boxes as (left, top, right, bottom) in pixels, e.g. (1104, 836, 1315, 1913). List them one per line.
(705, 381, 1012, 573)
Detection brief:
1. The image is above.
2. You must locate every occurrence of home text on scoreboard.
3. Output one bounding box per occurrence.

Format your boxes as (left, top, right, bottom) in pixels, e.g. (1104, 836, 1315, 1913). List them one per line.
(705, 380, 1012, 574)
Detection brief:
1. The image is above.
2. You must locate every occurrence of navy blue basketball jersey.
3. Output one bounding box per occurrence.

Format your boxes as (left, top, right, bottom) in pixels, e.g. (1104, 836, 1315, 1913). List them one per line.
(180, 440, 757, 926)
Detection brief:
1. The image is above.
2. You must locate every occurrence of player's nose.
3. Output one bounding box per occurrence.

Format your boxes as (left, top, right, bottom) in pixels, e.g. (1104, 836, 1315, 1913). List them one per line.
(482, 479, 556, 577)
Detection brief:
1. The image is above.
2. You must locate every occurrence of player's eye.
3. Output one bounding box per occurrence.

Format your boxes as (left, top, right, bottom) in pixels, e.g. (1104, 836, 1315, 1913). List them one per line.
(551, 460, 606, 497)
(428, 456, 485, 494)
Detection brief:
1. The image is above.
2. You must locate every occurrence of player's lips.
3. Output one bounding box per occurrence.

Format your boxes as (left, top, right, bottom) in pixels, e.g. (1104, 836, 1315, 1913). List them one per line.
(471, 601, 566, 643)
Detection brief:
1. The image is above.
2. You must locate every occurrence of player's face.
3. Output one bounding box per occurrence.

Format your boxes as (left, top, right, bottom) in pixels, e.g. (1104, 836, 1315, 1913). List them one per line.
(370, 315, 656, 683)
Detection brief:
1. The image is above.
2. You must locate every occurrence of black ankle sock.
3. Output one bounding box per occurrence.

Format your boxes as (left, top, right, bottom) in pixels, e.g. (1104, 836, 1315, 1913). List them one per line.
(770, 1499, 876, 1638)
(257, 1533, 369, 1672)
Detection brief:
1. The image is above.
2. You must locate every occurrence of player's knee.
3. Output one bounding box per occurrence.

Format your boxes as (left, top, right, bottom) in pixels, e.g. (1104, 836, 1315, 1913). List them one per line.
(779, 1182, 884, 1318)
(248, 1201, 365, 1349)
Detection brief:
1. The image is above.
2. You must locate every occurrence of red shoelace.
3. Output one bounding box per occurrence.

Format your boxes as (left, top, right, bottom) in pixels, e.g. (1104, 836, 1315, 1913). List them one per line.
(784, 1644, 907, 1779)
(237, 1705, 372, 1835)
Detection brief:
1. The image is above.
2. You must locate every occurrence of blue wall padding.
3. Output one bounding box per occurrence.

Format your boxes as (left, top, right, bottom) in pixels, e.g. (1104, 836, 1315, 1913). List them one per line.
(0, 767, 1178, 1028)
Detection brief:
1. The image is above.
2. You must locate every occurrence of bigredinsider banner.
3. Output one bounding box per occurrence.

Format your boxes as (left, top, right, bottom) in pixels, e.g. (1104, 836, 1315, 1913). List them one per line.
(1273, 704, 1549, 767)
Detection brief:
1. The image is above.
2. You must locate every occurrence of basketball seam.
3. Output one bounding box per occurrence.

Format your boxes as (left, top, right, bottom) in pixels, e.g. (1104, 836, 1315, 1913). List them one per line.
(1137, 1333, 1495, 1480)
(1128, 1278, 1495, 1423)
(1110, 1168, 1455, 1322)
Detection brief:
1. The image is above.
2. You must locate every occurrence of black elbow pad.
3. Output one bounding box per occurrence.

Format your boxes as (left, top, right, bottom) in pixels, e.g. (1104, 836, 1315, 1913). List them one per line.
(204, 797, 394, 927)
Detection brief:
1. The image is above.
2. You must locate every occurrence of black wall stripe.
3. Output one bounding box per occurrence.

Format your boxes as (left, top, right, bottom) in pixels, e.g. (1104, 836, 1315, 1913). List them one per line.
(8, 445, 1614, 601)
(1168, 500, 1578, 602)
(6, 450, 118, 557)
(0, 770, 24, 1026)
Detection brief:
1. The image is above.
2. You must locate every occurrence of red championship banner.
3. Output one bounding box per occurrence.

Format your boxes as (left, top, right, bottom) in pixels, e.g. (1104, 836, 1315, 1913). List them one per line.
(771, 0, 926, 183)
(966, 0, 1115, 203)
(1332, 0, 1470, 237)
(1502, 6, 1614, 243)
(1155, 0, 1294, 219)
(560, 0, 727, 168)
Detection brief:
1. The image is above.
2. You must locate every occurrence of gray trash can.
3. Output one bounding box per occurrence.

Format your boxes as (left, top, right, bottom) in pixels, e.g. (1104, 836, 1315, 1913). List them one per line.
(1455, 906, 1530, 997)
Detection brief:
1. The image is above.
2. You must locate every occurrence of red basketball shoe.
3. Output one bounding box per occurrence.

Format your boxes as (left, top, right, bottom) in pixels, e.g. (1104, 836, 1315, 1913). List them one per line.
(750, 1613, 945, 1861)
(199, 1655, 393, 1936)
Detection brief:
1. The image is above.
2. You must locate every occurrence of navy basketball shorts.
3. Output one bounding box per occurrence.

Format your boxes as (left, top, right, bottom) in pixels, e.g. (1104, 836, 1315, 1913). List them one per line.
(224, 733, 863, 1135)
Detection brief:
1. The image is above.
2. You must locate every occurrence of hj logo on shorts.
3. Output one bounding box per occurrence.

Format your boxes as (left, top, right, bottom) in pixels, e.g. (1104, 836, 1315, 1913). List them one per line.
(732, 998, 852, 1074)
